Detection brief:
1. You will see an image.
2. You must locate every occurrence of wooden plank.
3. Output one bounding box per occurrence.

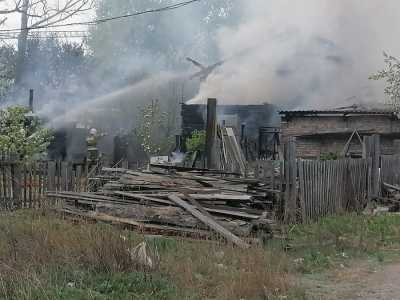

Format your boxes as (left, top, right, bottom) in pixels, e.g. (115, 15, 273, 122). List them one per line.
(326, 161, 332, 215)
(305, 161, 311, 220)
(59, 208, 211, 237)
(61, 161, 68, 191)
(201, 207, 260, 220)
(75, 165, 82, 192)
(5, 165, 10, 209)
(313, 160, 318, 220)
(298, 161, 306, 223)
(284, 138, 297, 223)
(67, 162, 73, 191)
(27, 163, 32, 208)
(372, 135, 380, 197)
(322, 161, 327, 216)
(1, 165, 6, 209)
(324, 161, 330, 216)
(113, 191, 173, 205)
(168, 194, 249, 249)
(47, 161, 56, 192)
(317, 161, 322, 218)
(12, 163, 22, 209)
(37, 163, 42, 208)
(33, 163, 38, 208)
(22, 164, 26, 208)
(5, 160, 9, 208)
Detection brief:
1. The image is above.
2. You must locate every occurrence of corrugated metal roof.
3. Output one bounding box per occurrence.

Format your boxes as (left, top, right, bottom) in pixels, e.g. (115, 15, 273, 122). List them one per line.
(279, 110, 395, 115)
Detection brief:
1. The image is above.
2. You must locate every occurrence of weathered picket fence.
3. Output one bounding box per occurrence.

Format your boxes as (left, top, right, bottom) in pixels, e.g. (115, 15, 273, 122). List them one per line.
(0, 157, 88, 209)
(297, 159, 369, 222)
(381, 155, 400, 186)
(282, 136, 376, 223)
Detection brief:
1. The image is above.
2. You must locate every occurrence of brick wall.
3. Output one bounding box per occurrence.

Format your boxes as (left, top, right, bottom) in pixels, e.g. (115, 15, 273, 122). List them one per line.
(281, 114, 400, 158)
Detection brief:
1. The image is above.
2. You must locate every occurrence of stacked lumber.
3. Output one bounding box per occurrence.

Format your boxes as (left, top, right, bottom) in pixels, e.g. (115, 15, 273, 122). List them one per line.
(380, 182, 400, 212)
(47, 166, 277, 247)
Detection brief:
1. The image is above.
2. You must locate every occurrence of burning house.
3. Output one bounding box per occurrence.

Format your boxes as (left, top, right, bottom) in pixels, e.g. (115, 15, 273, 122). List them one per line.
(280, 107, 400, 158)
(181, 102, 280, 160)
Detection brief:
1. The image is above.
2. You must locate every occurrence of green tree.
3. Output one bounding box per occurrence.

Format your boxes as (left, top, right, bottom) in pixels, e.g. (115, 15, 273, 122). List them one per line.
(185, 130, 206, 153)
(0, 45, 16, 100)
(370, 52, 400, 111)
(0, 106, 53, 159)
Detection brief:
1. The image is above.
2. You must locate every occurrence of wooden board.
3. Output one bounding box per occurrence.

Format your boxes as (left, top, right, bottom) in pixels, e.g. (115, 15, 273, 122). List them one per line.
(168, 194, 249, 249)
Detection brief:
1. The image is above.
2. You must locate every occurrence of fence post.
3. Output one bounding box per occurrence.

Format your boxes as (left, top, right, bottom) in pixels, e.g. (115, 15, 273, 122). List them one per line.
(394, 139, 400, 155)
(205, 98, 217, 169)
(363, 135, 380, 199)
(284, 137, 297, 223)
(12, 163, 22, 209)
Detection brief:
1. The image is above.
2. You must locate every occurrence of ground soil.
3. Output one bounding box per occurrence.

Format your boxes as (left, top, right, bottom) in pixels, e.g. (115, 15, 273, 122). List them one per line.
(302, 259, 400, 300)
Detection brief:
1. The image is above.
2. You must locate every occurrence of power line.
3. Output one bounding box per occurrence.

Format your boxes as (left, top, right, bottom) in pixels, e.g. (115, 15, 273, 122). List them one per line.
(0, 0, 201, 33)
(0, 30, 88, 39)
(0, 35, 88, 40)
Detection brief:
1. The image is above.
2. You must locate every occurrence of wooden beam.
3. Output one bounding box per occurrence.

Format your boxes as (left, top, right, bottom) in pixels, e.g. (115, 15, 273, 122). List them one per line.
(168, 194, 250, 249)
(58, 208, 210, 237)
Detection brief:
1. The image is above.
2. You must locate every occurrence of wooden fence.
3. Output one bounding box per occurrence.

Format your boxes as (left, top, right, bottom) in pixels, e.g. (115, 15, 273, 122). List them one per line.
(0, 140, 389, 224)
(381, 155, 400, 186)
(0, 159, 88, 209)
(283, 137, 373, 223)
(297, 159, 369, 222)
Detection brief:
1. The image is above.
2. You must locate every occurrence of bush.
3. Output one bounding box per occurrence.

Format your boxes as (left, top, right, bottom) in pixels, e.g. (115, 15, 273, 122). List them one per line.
(185, 130, 206, 153)
(0, 106, 53, 159)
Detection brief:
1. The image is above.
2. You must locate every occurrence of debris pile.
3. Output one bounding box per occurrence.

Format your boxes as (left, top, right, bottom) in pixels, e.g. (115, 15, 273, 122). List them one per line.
(47, 165, 278, 247)
(381, 182, 400, 212)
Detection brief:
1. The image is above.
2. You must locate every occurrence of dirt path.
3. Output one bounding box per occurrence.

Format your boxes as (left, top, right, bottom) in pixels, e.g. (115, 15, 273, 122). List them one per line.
(303, 260, 400, 299)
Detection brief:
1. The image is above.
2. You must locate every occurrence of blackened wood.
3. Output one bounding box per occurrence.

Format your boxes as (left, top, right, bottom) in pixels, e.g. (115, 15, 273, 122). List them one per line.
(205, 98, 217, 169)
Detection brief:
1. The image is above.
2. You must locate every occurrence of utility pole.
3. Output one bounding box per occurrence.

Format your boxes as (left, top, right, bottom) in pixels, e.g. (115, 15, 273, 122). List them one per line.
(15, 0, 29, 84)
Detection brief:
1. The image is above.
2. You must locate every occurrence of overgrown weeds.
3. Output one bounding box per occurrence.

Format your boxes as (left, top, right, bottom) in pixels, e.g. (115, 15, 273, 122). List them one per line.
(0, 210, 397, 299)
(0, 210, 299, 299)
(285, 213, 400, 273)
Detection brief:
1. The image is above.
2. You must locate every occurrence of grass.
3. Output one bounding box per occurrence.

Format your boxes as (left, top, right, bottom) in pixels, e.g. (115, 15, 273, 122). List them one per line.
(284, 213, 400, 274)
(0, 210, 398, 299)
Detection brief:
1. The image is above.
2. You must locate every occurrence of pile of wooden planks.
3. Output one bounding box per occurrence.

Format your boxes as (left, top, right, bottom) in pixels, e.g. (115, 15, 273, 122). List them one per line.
(380, 182, 400, 212)
(47, 166, 277, 247)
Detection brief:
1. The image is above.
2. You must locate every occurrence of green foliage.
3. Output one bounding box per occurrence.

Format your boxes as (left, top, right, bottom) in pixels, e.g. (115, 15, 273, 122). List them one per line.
(320, 152, 338, 161)
(285, 214, 400, 273)
(370, 52, 400, 110)
(185, 130, 206, 153)
(135, 100, 173, 158)
(0, 106, 53, 159)
(0, 266, 177, 300)
(0, 45, 16, 100)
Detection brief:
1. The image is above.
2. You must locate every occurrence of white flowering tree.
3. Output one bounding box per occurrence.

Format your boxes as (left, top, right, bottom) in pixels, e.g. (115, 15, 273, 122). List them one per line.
(370, 52, 400, 111)
(135, 100, 173, 158)
(0, 106, 53, 159)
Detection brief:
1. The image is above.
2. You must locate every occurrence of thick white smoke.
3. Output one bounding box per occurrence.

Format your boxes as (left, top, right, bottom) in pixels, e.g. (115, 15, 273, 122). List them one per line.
(190, 0, 400, 109)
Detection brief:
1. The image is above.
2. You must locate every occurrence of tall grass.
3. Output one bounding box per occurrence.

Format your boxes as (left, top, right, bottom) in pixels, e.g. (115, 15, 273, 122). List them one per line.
(0, 210, 397, 299)
(286, 213, 400, 273)
(0, 210, 299, 299)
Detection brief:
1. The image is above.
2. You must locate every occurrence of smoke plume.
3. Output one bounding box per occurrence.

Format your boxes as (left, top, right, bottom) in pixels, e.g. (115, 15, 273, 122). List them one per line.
(190, 0, 400, 109)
